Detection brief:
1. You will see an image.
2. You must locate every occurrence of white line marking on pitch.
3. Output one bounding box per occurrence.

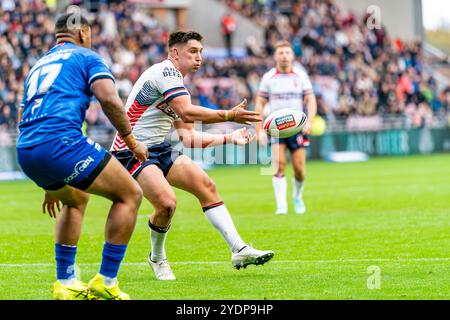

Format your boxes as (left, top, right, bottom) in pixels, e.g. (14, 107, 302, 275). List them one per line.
(0, 257, 449, 268)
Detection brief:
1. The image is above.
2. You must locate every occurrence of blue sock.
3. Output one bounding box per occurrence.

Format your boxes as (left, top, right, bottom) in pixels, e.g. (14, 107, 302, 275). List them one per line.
(99, 242, 127, 279)
(55, 243, 77, 280)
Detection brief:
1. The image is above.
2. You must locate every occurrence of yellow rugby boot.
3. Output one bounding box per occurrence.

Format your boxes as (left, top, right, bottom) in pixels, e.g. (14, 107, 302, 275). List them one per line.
(87, 273, 130, 300)
(53, 279, 92, 300)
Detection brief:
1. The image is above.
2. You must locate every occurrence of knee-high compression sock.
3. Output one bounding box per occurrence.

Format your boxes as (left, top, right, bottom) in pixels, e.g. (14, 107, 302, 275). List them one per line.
(203, 202, 247, 253)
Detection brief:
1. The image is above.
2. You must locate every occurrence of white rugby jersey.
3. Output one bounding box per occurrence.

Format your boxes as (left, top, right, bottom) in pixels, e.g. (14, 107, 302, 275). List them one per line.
(258, 66, 313, 116)
(111, 59, 189, 151)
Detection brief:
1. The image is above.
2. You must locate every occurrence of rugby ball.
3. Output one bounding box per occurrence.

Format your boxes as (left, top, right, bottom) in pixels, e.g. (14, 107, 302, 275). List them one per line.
(263, 108, 307, 138)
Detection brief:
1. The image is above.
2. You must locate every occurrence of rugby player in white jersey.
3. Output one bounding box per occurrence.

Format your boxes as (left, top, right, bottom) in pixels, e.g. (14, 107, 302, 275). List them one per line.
(255, 41, 317, 215)
(111, 31, 274, 280)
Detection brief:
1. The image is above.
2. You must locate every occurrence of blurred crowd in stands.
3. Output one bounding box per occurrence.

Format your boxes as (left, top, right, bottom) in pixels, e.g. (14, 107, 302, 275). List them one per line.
(1, 0, 450, 134)
(224, 0, 450, 127)
(0, 0, 171, 132)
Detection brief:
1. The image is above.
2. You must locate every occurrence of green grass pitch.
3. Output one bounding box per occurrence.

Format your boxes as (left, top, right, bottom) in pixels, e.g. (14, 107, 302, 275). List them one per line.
(0, 154, 449, 299)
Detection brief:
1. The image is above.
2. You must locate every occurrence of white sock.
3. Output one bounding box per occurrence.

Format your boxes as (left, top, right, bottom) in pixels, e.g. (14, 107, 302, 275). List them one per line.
(102, 275, 117, 287)
(203, 202, 246, 253)
(58, 277, 76, 286)
(293, 178, 304, 199)
(272, 175, 287, 209)
(149, 221, 169, 262)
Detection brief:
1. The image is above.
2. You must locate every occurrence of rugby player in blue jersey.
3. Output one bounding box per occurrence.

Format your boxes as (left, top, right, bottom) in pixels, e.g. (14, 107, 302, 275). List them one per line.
(16, 13, 147, 300)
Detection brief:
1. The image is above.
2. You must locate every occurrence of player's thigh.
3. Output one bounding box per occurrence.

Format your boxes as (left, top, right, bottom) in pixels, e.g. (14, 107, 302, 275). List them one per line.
(271, 143, 287, 173)
(166, 155, 218, 201)
(86, 155, 142, 204)
(136, 164, 177, 210)
(290, 147, 306, 173)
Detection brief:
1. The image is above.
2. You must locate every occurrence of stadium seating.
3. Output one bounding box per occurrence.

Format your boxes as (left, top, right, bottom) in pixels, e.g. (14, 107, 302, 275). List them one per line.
(0, 0, 449, 134)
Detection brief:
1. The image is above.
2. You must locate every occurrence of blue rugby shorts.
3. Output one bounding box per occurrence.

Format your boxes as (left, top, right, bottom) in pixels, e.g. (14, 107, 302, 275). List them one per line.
(17, 134, 111, 191)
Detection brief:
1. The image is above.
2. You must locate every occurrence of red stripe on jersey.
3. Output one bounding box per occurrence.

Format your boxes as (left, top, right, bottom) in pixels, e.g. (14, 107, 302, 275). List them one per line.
(112, 99, 150, 151)
(113, 139, 126, 149)
(112, 135, 124, 151)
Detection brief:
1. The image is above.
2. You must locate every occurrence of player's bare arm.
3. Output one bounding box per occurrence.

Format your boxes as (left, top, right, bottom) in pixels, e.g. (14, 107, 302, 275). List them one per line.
(174, 121, 255, 148)
(302, 93, 317, 135)
(255, 95, 268, 144)
(168, 95, 261, 124)
(91, 78, 148, 162)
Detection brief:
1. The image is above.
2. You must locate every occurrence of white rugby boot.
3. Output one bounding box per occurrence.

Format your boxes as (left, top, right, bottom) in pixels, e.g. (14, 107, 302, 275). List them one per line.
(275, 205, 288, 215)
(148, 254, 176, 280)
(231, 245, 274, 270)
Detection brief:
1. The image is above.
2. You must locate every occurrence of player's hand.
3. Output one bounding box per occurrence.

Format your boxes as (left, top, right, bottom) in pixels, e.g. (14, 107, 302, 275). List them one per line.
(257, 130, 268, 146)
(302, 121, 313, 135)
(130, 141, 148, 163)
(42, 192, 61, 219)
(231, 98, 248, 111)
(228, 127, 255, 145)
(229, 99, 262, 125)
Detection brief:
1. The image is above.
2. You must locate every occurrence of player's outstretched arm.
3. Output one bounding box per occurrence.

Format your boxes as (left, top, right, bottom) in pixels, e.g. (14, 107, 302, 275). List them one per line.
(168, 95, 262, 124)
(174, 121, 255, 148)
(91, 78, 148, 162)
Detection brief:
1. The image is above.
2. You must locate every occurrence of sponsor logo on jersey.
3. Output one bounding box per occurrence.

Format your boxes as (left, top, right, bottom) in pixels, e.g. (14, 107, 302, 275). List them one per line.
(270, 92, 303, 100)
(64, 156, 94, 183)
(29, 49, 74, 74)
(156, 102, 180, 119)
(163, 67, 182, 79)
(275, 115, 296, 130)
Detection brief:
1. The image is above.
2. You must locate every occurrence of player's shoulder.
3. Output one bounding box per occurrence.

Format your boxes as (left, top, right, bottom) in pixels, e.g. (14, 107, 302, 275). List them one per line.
(145, 59, 183, 82)
(261, 68, 277, 80)
(145, 59, 168, 74)
(50, 44, 107, 70)
(159, 59, 183, 79)
(76, 46, 105, 63)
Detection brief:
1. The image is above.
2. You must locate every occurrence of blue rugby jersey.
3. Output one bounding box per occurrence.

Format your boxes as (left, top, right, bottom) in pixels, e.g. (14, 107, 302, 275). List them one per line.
(17, 42, 114, 148)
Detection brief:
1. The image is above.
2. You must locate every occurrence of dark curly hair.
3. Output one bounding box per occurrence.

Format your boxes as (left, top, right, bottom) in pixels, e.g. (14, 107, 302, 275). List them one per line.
(168, 31, 203, 48)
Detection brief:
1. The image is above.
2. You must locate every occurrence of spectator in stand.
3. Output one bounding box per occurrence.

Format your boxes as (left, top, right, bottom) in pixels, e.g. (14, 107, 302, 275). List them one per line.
(221, 11, 237, 57)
